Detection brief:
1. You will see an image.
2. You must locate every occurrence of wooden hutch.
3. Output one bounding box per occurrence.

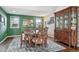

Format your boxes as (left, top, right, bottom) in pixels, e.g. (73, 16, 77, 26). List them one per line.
(54, 7, 78, 48)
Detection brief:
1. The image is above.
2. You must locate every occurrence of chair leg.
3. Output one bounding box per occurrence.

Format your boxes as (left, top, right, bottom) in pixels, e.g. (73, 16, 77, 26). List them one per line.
(20, 42, 22, 48)
(45, 41, 47, 47)
(20, 40, 24, 48)
(20, 36, 23, 48)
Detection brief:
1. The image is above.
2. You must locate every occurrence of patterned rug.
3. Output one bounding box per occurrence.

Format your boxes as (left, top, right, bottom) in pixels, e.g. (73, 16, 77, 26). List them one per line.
(7, 37, 66, 52)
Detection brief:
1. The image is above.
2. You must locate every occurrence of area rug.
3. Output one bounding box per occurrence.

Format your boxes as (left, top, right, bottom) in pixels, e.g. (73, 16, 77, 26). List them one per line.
(7, 37, 66, 52)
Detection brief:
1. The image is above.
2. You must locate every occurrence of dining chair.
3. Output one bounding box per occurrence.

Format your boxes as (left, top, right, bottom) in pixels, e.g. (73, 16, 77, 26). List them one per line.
(27, 33, 33, 47)
(20, 32, 26, 48)
(34, 30, 44, 48)
(42, 33, 48, 47)
(42, 28, 48, 47)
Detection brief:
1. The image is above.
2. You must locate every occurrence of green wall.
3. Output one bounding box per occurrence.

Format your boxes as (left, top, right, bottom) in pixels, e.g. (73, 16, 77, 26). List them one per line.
(0, 7, 7, 42)
(7, 14, 37, 35)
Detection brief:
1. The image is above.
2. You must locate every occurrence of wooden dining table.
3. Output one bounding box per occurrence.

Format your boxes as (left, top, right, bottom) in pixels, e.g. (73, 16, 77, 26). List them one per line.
(24, 29, 48, 47)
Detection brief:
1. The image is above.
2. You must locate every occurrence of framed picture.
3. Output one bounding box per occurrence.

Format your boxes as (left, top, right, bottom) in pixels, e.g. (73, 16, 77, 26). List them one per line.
(10, 16, 19, 28)
(48, 17, 54, 24)
(23, 19, 34, 27)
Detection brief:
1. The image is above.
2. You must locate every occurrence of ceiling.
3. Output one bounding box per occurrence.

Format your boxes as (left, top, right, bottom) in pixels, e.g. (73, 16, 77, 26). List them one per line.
(1, 6, 68, 16)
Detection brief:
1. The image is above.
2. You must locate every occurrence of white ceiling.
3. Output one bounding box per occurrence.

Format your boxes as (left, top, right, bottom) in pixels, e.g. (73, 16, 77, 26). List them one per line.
(1, 6, 68, 16)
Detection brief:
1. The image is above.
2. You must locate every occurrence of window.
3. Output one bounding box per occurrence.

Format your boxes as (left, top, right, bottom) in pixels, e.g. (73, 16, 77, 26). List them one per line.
(36, 18, 42, 28)
(10, 16, 19, 28)
(0, 15, 6, 35)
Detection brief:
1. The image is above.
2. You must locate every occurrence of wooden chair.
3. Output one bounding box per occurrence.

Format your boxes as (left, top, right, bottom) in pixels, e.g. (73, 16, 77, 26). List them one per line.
(27, 33, 33, 47)
(31, 27, 48, 48)
(32, 28, 48, 47)
(42, 33, 48, 47)
(35, 35, 43, 46)
(42, 28, 48, 47)
(21, 30, 34, 47)
(20, 32, 26, 48)
(24, 29, 34, 47)
(32, 30, 44, 47)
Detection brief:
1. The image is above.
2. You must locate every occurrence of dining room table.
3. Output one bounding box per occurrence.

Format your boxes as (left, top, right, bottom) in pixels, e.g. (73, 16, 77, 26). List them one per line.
(24, 28, 48, 47)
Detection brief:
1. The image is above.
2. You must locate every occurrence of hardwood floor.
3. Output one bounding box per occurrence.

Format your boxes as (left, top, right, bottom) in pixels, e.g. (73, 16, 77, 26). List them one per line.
(0, 37, 13, 52)
(49, 37, 79, 52)
(56, 42, 79, 52)
(1, 37, 13, 44)
(60, 48, 79, 52)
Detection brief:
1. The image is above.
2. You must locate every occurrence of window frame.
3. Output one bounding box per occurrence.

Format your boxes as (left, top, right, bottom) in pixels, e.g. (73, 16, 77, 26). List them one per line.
(10, 16, 20, 28)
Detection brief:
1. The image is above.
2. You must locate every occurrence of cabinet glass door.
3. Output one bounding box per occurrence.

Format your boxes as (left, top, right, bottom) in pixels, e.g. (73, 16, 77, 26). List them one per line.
(60, 16, 63, 29)
(71, 13, 76, 27)
(56, 16, 59, 30)
(71, 9, 77, 31)
(64, 14, 69, 29)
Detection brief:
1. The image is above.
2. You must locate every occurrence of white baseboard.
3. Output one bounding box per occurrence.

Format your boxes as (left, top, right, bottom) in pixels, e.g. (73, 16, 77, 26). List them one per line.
(48, 35, 54, 38)
(0, 35, 20, 44)
(7, 35, 21, 37)
(0, 36, 8, 44)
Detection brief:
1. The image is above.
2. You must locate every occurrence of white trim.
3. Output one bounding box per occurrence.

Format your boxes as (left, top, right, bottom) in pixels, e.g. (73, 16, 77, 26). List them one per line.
(0, 35, 20, 44)
(7, 35, 20, 37)
(48, 34, 54, 38)
(0, 36, 8, 44)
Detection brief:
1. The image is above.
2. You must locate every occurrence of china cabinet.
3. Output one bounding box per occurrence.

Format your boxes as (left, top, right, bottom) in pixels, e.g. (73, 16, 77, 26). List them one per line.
(54, 7, 78, 48)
